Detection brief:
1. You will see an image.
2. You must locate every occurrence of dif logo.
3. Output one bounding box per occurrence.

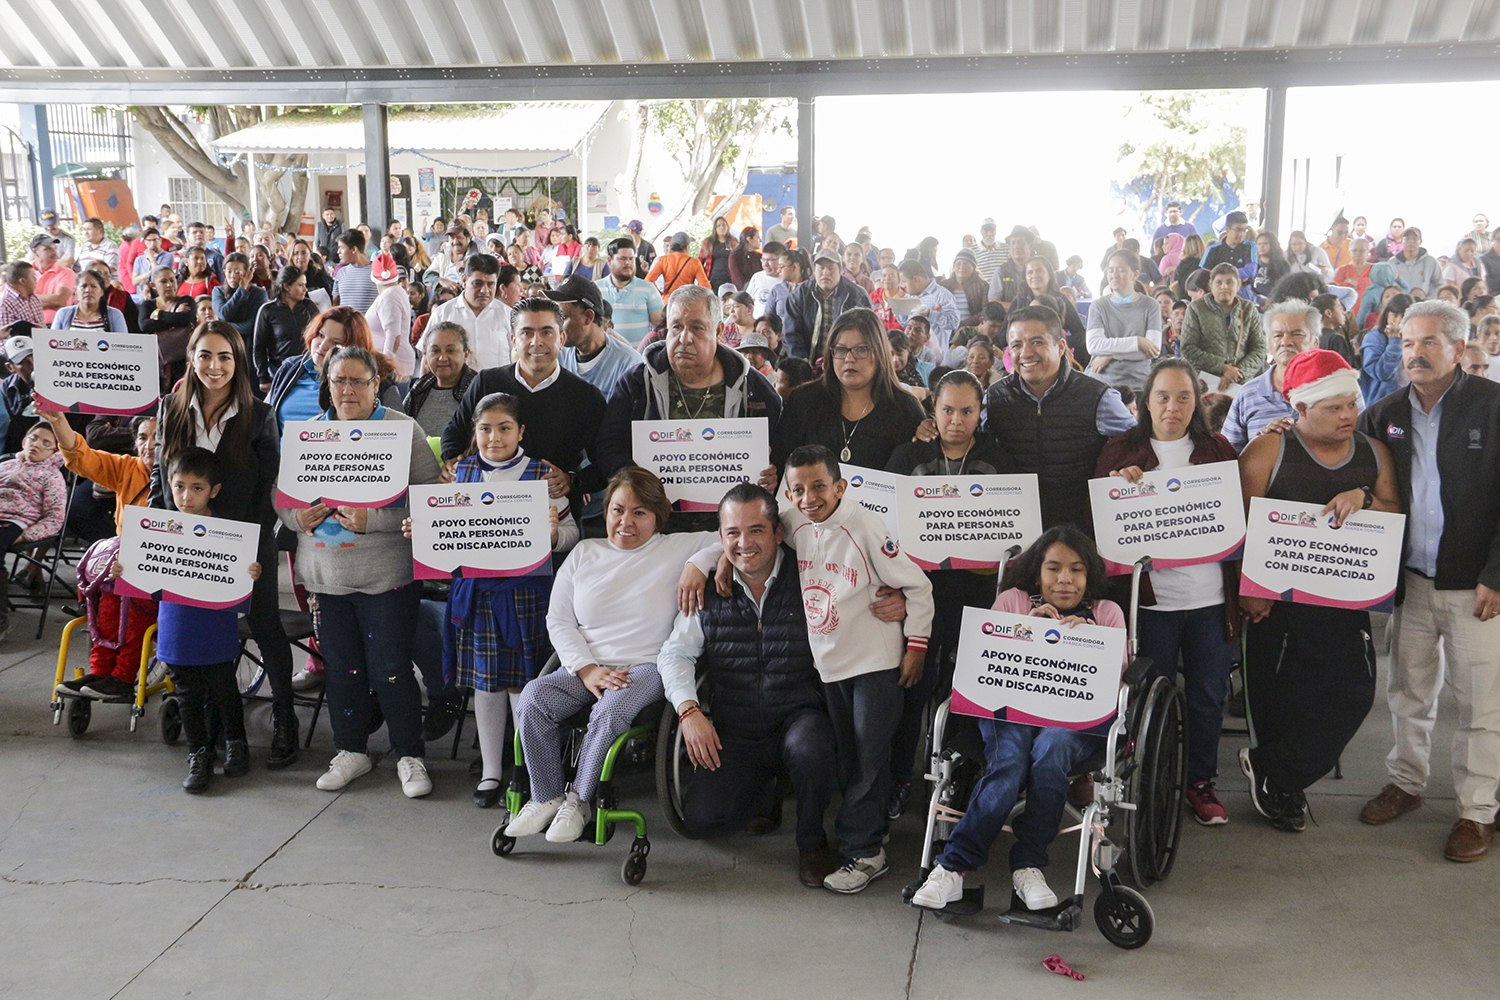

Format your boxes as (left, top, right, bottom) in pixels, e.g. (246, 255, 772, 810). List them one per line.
(299, 428, 341, 443)
(48, 337, 89, 351)
(1108, 481, 1159, 501)
(913, 483, 961, 499)
(426, 493, 474, 508)
(139, 516, 184, 535)
(648, 427, 693, 443)
(981, 621, 1034, 641)
(1267, 510, 1317, 527)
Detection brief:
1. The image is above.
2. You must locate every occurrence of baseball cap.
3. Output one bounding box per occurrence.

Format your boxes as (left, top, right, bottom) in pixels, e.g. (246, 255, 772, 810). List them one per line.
(446, 221, 470, 236)
(5, 335, 34, 364)
(717, 283, 738, 297)
(39, 209, 57, 223)
(737, 332, 773, 353)
(545, 274, 605, 317)
(29, 233, 59, 250)
(626, 220, 643, 233)
(812, 248, 841, 265)
(981, 217, 997, 229)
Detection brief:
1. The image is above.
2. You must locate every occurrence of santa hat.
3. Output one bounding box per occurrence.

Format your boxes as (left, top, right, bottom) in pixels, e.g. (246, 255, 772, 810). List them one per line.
(1283, 349, 1360, 409)
(371, 251, 401, 285)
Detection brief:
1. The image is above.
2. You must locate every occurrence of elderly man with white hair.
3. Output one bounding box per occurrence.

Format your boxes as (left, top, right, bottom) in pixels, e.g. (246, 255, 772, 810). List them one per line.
(1236, 349, 1401, 834)
(1356, 300, 1500, 863)
(1221, 298, 1322, 452)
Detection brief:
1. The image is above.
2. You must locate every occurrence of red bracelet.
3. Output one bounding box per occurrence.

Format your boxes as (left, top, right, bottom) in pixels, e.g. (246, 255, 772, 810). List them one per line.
(679, 706, 701, 723)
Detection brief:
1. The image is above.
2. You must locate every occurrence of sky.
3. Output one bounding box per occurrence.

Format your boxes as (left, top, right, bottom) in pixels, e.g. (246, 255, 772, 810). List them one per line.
(807, 81, 1499, 272)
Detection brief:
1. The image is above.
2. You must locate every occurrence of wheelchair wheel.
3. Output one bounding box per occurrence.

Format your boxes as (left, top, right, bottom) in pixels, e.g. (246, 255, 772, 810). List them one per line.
(1094, 885, 1153, 949)
(491, 823, 516, 857)
(235, 657, 266, 698)
(66, 697, 91, 738)
(159, 697, 183, 745)
(621, 837, 650, 886)
(654, 702, 697, 839)
(1123, 678, 1187, 888)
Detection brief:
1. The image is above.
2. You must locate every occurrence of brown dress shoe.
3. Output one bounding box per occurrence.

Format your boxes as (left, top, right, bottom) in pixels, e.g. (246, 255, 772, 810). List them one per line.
(798, 845, 838, 888)
(1359, 783, 1422, 825)
(1443, 819, 1495, 863)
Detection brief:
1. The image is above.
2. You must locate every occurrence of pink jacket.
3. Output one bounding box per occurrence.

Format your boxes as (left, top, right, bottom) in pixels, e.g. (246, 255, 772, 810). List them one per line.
(994, 587, 1129, 670)
(0, 452, 67, 543)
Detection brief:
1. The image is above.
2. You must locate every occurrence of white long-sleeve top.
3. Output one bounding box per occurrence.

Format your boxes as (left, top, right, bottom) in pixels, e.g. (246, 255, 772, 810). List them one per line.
(1086, 294, 1163, 360)
(366, 284, 416, 380)
(547, 530, 716, 672)
(780, 498, 933, 684)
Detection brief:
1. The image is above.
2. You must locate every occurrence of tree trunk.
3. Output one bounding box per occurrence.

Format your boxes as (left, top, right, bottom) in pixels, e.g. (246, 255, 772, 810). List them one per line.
(128, 106, 251, 221)
(624, 101, 649, 217)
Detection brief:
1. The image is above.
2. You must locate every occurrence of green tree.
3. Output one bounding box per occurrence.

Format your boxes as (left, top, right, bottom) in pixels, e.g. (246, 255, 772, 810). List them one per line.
(1115, 91, 1248, 228)
(625, 98, 793, 239)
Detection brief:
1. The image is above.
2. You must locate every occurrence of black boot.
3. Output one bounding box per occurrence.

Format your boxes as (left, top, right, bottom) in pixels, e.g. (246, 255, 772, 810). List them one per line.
(268, 703, 299, 770)
(183, 748, 212, 794)
(223, 739, 250, 777)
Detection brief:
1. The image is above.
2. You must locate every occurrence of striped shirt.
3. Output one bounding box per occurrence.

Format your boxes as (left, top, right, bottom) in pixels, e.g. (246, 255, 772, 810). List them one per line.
(333, 264, 377, 313)
(971, 240, 1009, 282)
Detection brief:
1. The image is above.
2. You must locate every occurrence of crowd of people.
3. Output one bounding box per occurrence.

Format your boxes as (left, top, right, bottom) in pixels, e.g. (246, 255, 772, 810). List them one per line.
(2, 196, 1498, 907)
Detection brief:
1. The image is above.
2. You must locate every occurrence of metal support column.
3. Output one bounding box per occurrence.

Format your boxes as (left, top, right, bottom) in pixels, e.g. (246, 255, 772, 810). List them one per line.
(17, 104, 52, 219)
(1262, 86, 1287, 234)
(362, 103, 391, 234)
(796, 96, 815, 252)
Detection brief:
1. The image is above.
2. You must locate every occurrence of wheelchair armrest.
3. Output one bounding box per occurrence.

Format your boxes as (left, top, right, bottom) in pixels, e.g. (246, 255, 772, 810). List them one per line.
(1122, 655, 1153, 690)
(538, 653, 563, 677)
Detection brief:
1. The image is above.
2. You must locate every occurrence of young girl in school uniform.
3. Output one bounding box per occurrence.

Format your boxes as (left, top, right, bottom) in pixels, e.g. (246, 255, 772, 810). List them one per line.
(404, 392, 577, 807)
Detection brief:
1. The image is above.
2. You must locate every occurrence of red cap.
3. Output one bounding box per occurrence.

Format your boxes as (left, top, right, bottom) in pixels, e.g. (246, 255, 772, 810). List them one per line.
(371, 251, 400, 284)
(1282, 348, 1358, 405)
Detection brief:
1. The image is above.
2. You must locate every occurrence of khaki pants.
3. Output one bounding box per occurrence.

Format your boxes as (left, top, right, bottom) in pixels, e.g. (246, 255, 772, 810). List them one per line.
(1386, 572, 1500, 823)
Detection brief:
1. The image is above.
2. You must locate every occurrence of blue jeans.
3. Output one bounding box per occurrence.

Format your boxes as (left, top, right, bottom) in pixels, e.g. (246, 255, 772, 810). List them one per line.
(825, 668, 904, 859)
(1137, 605, 1237, 784)
(937, 720, 1093, 873)
(411, 597, 448, 698)
(315, 583, 425, 760)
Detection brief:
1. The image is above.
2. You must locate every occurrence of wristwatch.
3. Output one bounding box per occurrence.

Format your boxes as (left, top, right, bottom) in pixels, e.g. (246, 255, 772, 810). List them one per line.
(1360, 486, 1374, 510)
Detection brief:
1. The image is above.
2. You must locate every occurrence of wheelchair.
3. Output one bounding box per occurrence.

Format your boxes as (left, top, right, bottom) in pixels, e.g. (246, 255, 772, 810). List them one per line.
(50, 615, 176, 741)
(901, 557, 1187, 950)
(490, 654, 662, 886)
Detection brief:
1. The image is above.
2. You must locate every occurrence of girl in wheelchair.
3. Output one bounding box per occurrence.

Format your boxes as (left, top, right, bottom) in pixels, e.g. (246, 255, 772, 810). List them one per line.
(911, 526, 1127, 913)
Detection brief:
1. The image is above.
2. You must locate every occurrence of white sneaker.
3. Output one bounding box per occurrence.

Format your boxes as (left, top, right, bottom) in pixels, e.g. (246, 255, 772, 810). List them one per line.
(504, 795, 565, 837)
(545, 791, 592, 843)
(1012, 867, 1058, 910)
(291, 668, 323, 691)
(823, 848, 890, 894)
(396, 756, 432, 798)
(911, 865, 965, 910)
(315, 750, 373, 791)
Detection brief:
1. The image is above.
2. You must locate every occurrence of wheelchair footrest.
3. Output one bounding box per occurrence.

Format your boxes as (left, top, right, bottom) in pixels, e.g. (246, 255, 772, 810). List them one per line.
(996, 894, 1084, 932)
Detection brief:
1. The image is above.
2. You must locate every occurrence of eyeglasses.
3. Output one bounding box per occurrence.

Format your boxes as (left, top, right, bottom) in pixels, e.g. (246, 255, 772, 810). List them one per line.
(328, 376, 378, 389)
(831, 345, 874, 360)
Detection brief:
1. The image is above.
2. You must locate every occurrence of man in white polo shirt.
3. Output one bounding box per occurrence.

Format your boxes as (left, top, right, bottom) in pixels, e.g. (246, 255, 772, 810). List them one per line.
(423, 253, 512, 370)
(596, 237, 664, 347)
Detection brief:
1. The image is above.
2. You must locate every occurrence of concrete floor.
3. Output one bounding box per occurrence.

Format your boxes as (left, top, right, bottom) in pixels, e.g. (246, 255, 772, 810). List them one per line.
(1, 599, 1496, 1000)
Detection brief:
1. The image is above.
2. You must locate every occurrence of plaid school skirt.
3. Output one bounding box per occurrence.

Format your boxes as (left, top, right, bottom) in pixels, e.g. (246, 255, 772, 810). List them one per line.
(449, 580, 553, 693)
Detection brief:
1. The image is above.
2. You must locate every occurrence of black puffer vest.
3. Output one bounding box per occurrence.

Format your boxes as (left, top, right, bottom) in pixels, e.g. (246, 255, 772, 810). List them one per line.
(984, 365, 1109, 532)
(700, 547, 824, 741)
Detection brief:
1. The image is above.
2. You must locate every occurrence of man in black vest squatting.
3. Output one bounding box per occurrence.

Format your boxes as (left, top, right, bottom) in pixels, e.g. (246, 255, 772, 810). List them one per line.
(658, 483, 842, 888)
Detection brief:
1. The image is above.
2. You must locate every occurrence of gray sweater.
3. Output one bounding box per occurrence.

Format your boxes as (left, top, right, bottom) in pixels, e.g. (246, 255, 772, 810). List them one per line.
(278, 408, 440, 596)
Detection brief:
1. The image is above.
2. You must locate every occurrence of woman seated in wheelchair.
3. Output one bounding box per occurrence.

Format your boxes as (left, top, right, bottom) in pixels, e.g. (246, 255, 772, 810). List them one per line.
(911, 526, 1126, 914)
(504, 467, 717, 844)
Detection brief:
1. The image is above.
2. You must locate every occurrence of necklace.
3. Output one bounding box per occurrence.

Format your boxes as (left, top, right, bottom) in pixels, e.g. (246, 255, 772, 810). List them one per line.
(675, 380, 716, 420)
(940, 441, 974, 476)
(839, 399, 875, 463)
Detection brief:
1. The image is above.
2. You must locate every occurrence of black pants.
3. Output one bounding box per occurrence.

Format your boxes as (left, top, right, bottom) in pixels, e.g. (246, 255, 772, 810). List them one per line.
(247, 532, 293, 708)
(0, 521, 23, 555)
(168, 660, 246, 752)
(65, 482, 116, 543)
(682, 709, 838, 852)
(1244, 603, 1376, 792)
(891, 570, 996, 786)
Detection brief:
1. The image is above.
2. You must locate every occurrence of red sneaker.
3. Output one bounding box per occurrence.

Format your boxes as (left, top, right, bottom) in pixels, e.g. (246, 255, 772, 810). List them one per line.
(1186, 781, 1229, 826)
